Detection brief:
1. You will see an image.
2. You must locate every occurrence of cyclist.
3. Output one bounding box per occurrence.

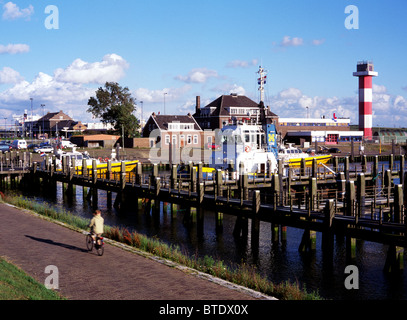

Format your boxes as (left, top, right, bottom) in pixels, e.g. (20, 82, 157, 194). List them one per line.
(88, 209, 104, 244)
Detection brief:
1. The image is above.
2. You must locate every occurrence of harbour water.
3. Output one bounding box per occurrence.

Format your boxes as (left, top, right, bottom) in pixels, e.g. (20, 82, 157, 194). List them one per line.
(20, 160, 407, 300)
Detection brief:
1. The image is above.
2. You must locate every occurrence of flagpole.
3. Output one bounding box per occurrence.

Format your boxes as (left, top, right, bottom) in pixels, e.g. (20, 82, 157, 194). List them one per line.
(257, 66, 267, 103)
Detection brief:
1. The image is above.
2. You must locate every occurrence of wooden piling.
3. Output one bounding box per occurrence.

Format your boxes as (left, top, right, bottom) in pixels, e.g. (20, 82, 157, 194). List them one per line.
(312, 158, 317, 178)
(372, 156, 379, 184)
(191, 167, 197, 193)
(384, 169, 391, 205)
(361, 155, 367, 173)
(251, 190, 260, 248)
(333, 156, 339, 173)
(310, 177, 317, 211)
(344, 157, 350, 181)
(346, 180, 356, 216)
(299, 228, 316, 253)
(216, 169, 222, 197)
(394, 184, 403, 223)
(384, 245, 404, 273)
(272, 174, 280, 209)
(322, 200, 335, 249)
(92, 159, 97, 184)
(357, 173, 365, 217)
(300, 158, 306, 177)
(271, 224, 279, 244)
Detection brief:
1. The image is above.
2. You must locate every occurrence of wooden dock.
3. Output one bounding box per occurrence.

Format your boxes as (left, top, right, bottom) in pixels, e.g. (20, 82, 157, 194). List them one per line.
(1, 151, 407, 273)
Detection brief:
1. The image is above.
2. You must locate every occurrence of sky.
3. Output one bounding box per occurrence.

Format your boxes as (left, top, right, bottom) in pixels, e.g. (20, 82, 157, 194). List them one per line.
(1, 0, 407, 128)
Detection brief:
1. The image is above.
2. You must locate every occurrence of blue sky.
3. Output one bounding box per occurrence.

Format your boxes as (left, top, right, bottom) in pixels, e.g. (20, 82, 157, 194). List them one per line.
(1, 0, 406, 128)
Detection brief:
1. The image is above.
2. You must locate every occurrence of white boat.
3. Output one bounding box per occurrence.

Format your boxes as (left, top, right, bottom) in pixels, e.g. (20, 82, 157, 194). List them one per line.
(53, 148, 139, 174)
(210, 121, 279, 176)
(54, 147, 100, 171)
(209, 66, 280, 176)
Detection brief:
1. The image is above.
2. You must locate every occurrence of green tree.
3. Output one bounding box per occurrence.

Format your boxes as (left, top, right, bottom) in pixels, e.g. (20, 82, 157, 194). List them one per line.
(87, 82, 140, 137)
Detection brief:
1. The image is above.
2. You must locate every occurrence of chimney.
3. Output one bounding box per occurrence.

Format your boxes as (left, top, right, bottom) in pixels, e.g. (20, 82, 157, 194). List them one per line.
(196, 96, 201, 114)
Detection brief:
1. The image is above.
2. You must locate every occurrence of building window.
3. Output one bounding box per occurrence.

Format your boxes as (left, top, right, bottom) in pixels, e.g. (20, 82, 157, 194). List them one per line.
(193, 134, 198, 144)
(187, 135, 192, 144)
(165, 135, 170, 145)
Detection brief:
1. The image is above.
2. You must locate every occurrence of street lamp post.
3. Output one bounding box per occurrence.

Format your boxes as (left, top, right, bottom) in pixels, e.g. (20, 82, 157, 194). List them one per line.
(140, 100, 143, 125)
(3, 117, 7, 138)
(30, 98, 33, 142)
(377, 124, 382, 154)
(41, 104, 45, 139)
(164, 92, 167, 115)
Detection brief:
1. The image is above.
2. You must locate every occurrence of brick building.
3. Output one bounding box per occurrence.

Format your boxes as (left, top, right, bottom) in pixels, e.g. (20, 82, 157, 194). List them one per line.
(142, 112, 210, 149)
(193, 94, 278, 130)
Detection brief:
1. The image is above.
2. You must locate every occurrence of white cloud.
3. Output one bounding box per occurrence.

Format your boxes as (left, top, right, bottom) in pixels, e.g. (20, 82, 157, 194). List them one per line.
(229, 84, 246, 96)
(0, 67, 23, 84)
(280, 36, 304, 47)
(2, 2, 34, 20)
(211, 83, 246, 96)
(134, 85, 191, 103)
(394, 95, 407, 112)
(226, 59, 258, 68)
(312, 39, 326, 46)
(275, 36, 325, 49)
(277, 88, 303, 100)
(54, 54, 129, 84)
(177, 99, 195, 115)
(0, 55, 129, 123)
(268, 85, 407, 127)
(0, 43, 30, 54)
(0, 72, 94, 103)
(373, 84, 387, 94)
(175, 68, 218, 83)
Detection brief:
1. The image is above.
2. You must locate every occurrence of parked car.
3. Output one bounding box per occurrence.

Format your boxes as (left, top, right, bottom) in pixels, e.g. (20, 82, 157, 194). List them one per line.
(318, 146, 329, 153)
(0, 143, 12, 153)
(305, 148, 316, 154)
(11, 139, 27, 150)
(27, 143, 40, 150)
(59, 140, 77, 149)
(39, 142, 52, 147)
(328, 147, 341, 153)
(34, 145, 54, 153)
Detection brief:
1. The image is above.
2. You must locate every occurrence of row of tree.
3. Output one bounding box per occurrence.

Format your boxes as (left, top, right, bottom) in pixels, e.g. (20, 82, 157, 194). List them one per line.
(87, 82, 141, 138)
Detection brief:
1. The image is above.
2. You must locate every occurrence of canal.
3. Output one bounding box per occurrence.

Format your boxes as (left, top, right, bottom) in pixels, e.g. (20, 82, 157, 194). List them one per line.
(16, 163, 407, 300)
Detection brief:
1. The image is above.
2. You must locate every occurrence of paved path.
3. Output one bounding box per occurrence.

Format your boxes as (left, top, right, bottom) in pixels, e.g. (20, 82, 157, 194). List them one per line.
(0, 202, 270, 300)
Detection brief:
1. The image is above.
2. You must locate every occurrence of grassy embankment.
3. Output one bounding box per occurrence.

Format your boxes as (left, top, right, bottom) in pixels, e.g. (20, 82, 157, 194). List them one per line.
(0, 193, 322, 300)
(0, 256, 64, 300)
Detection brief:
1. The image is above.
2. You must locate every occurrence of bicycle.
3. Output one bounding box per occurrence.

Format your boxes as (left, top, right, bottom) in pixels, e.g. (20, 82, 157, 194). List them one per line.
(86, 233, 104, 256)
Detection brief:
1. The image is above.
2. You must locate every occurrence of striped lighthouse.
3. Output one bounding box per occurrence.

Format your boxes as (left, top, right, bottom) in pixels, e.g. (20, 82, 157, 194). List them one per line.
(353, 61, 378, 139)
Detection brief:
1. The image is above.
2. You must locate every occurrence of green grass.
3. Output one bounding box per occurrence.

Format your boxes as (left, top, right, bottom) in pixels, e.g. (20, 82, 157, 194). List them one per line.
(0, 257, 64, 300)
(0, 193, 322, 300)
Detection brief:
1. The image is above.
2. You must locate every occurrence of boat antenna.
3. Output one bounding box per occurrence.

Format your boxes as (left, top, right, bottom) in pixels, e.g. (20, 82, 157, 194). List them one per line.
(257, 66, 267, 103)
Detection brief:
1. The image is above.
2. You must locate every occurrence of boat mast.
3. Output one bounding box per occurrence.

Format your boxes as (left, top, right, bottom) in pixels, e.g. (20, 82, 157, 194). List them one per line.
(257, 66, 267, 103)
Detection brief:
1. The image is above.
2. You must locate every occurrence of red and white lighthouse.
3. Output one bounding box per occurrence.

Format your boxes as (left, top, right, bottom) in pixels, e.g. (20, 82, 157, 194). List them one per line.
(353, 61, 378, 139)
